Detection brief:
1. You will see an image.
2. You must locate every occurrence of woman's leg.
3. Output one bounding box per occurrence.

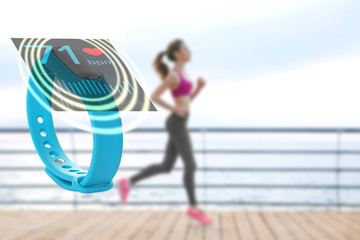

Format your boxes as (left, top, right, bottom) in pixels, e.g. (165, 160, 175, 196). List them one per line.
(169, 114, 212, 224)
(167, 113, 197, 206)
(129, 134, 178, 185)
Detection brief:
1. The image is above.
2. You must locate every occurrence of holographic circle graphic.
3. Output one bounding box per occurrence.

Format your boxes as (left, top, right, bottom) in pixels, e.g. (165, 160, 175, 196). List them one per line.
(17, 38, 154, 135)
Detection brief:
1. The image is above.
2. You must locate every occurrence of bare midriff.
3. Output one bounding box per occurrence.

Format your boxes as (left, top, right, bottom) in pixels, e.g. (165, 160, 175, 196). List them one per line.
(174, 96, 191, 113)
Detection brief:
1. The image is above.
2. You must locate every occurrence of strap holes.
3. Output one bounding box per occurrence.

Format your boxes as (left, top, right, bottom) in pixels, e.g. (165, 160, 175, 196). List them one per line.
(55, 159, 65, 164)
(40, 129, 47, 137)
(69, 169, 79, 172)
(49, 151, 58, 157)
(37, 116, 44, 124)
(62, 165, 72, 169)
(76, 172, 86, 174)
(44, 141, 52, 149)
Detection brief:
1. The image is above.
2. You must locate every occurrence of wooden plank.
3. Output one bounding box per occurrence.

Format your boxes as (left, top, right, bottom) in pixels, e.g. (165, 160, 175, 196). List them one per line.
(340, 212, 360, 224)
(0, 210, 358, 240)
(247, 211, 276, 240)
(186, 214, 205, 240)
(0, 210, 38, 230)
(92, 210, 141, 240)
(274, 211, 312, 240)
(168, 210, 191, 240)
(298, 211, 350, 240)
(0, 211, 50, 240)
(111, 211, 152, 240)
(80, 210, 131, 240)
(233, 211, 257, 240)
(50, 211, 113, 240)
(0, 210, 29, 224)
(2, 211, 67, 240)
(24, 210, 89, 240)
(0, 210, 52, 225)
(74, 211, 126, 240)
(149, 211, 179, 240)
(42, 210, 125, 240)
(333, 212, 359, 229)
(262, 211, 295, 240)
(313, 211, 360, 240)
(286, 211, 331, 240)
(220, 211, 239, 240)
(331, 212, 360, 233)
(131, 211, 168, 240)
(204, 211, 221, 240)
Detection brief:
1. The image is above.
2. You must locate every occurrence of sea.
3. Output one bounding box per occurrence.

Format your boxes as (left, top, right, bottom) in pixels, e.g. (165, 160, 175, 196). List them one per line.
(0, 129, 359, 210)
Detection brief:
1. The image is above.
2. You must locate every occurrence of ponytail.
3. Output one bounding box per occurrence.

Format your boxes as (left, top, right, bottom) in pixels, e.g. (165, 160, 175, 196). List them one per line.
(153, 51, 169, 80)
(153, 39, 183, 81)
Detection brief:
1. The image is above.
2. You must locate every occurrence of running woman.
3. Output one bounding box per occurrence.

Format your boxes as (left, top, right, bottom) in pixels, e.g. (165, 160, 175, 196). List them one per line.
(119, 39, 213, 225)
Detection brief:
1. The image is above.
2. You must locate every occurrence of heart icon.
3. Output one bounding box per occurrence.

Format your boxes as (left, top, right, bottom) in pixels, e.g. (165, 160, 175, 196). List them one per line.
(82, 48, 104, 56)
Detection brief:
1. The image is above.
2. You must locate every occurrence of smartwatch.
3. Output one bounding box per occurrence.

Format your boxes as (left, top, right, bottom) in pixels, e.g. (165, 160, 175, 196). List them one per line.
(26, 45, 123, 194)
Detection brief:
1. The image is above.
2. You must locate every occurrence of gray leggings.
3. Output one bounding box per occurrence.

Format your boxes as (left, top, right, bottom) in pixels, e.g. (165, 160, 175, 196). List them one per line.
(129, 112, 197, 205)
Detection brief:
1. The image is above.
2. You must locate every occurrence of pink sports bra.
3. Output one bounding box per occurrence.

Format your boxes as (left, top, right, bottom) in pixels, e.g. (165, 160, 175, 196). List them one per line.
(171, 68, 193, 98)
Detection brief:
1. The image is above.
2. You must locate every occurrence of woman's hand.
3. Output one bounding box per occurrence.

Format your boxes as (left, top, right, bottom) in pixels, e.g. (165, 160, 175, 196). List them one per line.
(197, 77, 206, 89)
(190, 77, 206, 101)
(173, 105, 188, 117)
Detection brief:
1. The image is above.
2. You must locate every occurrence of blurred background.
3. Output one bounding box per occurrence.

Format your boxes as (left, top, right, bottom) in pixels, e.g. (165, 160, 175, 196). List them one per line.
(0, 0, 359, 239)
(0, 0, 360, 210)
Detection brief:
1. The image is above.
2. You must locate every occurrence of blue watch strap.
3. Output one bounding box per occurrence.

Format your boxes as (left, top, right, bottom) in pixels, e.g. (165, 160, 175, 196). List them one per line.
(27, 73, 123, 193)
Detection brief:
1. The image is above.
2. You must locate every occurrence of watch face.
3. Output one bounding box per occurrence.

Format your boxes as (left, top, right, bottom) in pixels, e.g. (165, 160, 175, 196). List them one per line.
(12, 38, 157, 111)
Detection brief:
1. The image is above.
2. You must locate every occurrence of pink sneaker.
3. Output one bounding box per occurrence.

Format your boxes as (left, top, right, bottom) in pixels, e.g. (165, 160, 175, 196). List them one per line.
(187, 207, 213, 225)
(118, 178, 130, 205)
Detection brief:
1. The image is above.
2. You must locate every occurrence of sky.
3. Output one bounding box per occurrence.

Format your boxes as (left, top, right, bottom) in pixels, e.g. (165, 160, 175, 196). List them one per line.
(0, 0, 360, 130)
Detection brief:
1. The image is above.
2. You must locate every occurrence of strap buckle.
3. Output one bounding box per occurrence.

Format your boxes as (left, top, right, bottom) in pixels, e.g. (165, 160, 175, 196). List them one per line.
(45, 168, 113, 194)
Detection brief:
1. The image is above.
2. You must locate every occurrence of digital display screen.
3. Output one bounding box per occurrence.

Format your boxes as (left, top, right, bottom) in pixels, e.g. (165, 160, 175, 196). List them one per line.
(12, 38, 157, 112)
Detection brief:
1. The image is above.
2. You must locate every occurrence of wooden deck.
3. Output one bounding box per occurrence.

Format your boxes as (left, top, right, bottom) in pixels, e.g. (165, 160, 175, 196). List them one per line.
(0, 210, 359, 240)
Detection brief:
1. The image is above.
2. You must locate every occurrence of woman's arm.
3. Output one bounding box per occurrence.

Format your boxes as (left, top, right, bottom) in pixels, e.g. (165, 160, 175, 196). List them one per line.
(190, 77, 206, 101)
(151, 78, 175, 112)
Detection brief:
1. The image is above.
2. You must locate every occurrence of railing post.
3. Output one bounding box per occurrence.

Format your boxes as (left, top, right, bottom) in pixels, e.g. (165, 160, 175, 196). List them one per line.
(335, 129, 342, 212)
(202, 127, 207, 206)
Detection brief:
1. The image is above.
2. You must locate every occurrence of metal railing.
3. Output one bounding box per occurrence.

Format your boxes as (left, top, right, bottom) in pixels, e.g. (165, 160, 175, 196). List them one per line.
(0, 127, 360, 209)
